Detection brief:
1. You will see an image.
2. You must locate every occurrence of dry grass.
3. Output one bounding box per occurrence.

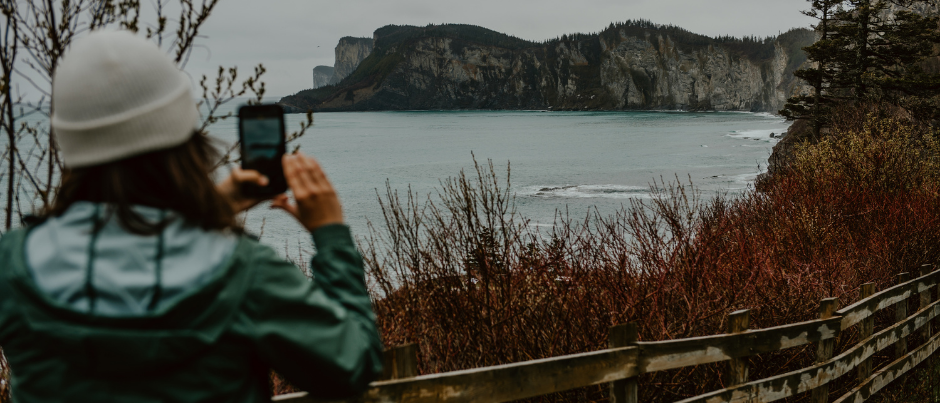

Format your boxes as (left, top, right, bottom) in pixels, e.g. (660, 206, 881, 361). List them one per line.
(363, 103, 940, 402)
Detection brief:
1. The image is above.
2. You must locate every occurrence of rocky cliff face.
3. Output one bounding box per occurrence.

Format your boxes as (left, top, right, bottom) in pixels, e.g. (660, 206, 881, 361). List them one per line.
(312, 65, 334, 89)
(281, 24, 815, 113)
(596, 33, 792, 111)
(885, 1, 938, 18)
(330, 37, 374, 84)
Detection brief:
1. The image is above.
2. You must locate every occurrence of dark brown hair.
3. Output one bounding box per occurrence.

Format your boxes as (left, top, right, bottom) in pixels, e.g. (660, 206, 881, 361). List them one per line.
(42, 132, 241, 235)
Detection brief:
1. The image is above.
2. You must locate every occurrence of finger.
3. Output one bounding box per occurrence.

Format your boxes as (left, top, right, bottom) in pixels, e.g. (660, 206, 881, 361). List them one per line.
(288, 153, 317, 193)
(269, 194, 289, 209)
(282, 154, 308, 193)
(270, 194, 299, 217)
(233, 167, 269, 186)
(298, 154, 332, 191)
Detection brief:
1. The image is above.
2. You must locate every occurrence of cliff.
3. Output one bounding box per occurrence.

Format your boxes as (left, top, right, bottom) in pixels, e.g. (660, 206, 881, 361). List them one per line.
(330, 37, 374, 85)
(885, 1, 939, 18)
(280, 23, 815, 112)
(312, 65, 334, 89)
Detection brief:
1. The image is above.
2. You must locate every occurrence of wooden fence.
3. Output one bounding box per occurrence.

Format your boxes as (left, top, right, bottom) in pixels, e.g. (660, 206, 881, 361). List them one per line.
(273, 265, 940, 403)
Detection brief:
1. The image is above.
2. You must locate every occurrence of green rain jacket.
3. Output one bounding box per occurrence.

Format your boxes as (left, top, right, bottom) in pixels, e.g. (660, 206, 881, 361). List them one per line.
(0, 202, 384, 402)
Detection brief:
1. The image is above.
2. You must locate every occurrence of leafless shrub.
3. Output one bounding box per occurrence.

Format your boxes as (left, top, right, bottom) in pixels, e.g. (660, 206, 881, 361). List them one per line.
(362, 106, 940, 401)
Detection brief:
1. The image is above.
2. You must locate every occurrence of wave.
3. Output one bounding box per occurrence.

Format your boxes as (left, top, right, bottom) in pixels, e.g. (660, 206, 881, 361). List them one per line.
(724, 111, 786, 120)
(704, 172, 763, 183)
(518, 184, 652, 199)
(731, 172, 762, 183)
(727, 128, 781, 141)
(726, 172, 762, 190)
(752, 112, 786, 120)
(697, 172, 763, 192)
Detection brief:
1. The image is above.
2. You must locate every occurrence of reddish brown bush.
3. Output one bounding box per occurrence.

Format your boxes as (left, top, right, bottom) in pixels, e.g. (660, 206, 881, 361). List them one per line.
(363, 105, 940, 402)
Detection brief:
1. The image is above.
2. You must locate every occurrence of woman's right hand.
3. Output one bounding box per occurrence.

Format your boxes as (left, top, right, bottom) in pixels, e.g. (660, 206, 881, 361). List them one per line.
(270, 152, 345, 232)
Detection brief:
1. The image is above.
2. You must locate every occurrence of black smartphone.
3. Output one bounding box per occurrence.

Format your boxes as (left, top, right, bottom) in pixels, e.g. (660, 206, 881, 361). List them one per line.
(238, 104, 288, 197)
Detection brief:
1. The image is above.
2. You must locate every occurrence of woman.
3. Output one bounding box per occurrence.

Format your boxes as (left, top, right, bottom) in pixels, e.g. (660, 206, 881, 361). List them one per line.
(0, 31, 383, 402)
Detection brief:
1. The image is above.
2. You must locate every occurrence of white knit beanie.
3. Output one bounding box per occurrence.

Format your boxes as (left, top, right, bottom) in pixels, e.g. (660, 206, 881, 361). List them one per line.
(51, 30, 198, 168)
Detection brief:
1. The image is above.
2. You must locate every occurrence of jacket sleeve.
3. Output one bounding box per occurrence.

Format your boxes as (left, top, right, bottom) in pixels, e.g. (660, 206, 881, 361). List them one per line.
(235, 224, 384, 399)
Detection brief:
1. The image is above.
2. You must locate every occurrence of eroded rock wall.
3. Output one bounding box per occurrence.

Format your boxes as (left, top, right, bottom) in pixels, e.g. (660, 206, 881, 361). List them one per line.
(596, 32, 790, 111)
(280, 25, 814, 112)
(330, 37, 374, 84)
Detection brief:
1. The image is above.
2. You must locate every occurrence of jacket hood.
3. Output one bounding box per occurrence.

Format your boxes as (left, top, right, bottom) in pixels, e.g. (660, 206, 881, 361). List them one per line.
(1, 203, 250, 375)
(26, 202, 237, 316)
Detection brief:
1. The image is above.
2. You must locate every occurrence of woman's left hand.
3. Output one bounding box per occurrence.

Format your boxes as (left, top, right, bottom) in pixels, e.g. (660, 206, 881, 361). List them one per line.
(217, 167, 274, 212)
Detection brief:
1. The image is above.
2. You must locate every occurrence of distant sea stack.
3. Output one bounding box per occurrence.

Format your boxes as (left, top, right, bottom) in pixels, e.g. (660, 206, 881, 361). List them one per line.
(330, 36, 374, 84)
(279, 23, 816, 113)
(312, 66, 334, 88)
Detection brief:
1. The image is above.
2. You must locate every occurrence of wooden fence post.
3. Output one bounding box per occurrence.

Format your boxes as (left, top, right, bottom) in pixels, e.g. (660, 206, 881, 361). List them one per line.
(381, 343, 419, 381)
(726, 310, 750, 387)
(811, 297, 839, 403)
(895, 273, 909, 358)
(921, 264, 939, 402)
(609, 323, 638, 403)
(922, 265, 935, 340)
(857, 283, 876, 383)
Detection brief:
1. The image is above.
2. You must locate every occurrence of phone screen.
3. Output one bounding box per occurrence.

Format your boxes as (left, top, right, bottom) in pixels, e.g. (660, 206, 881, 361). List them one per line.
(241, 116, 283, 165)
(239, 106, 288, 196)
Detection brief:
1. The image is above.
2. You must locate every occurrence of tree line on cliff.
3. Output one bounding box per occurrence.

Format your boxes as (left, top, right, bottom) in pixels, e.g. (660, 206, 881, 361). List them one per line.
(780, 0, 940, 139)
(280, 21, 815, 112)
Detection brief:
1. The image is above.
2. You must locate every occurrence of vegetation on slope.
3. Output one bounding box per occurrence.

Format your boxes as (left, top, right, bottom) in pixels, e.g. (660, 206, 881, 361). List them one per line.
(372, 24, 539, 52)
(352, 4, 940, 400)
(360, 103, 940, 402)
(275, 4, 940, 399)
(598, 19, 802, 65)
(780, 0, 940, 137)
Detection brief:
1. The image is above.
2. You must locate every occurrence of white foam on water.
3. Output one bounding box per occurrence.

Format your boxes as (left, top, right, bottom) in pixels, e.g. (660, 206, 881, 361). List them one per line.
(711, 172, 764, 192)
(727, 128, 781, 142)
(518, 184, 653, 199)
(752, 112, 786, 120)
(729, 172, 763, 185)
(737, 172, 760, 181)
(697, 172, 764, 193)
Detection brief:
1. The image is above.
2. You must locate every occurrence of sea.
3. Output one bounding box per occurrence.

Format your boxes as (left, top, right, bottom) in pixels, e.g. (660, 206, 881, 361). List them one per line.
(5, 102, 790, 255)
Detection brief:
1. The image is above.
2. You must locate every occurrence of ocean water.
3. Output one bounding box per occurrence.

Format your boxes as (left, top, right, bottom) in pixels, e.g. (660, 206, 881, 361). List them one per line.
(217, 109, 788, 253)
(5, 105, 789, 254)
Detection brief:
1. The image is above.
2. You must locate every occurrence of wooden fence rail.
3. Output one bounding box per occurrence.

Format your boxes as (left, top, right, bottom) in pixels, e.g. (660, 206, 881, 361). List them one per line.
(273, 267, 940, 403)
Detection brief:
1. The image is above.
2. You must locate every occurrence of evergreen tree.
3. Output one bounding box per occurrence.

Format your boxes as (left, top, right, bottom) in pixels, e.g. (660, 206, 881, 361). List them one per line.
(782, 0, 940, 132)
(780, 0, 844, 139)
(831, 0, 939, 101)
(862, 2, 940, 121)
